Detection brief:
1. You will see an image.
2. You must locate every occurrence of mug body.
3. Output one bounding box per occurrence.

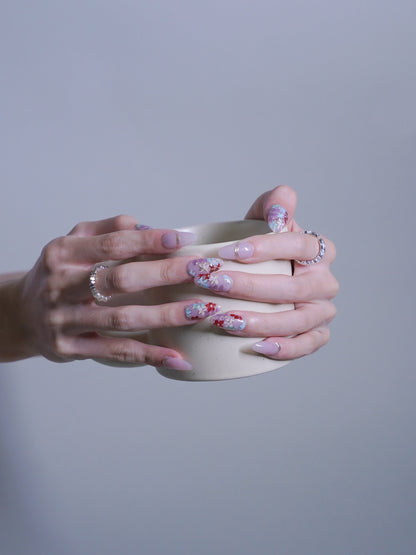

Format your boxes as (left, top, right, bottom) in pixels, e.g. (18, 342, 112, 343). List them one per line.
(149, 220, 294, 381)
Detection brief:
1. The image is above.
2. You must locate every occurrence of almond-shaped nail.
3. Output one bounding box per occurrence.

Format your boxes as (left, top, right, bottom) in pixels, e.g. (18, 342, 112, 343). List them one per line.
(194, 272, 233, 292)
(267, 204, 288, 233)
(136, 224, 153, 230)
(252, 340, 281, 356)
(187, 258, 223, 277)
(218, 241, 254, 260)
(211, 312, 246, 331)
(184, 302, 220, 320)
(163, 357, 193, 371)
(162, 231, 197, 249)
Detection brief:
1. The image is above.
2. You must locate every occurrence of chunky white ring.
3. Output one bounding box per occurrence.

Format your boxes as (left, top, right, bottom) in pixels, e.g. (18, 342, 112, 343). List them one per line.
(295, 231, 326, 265)
(89, 264, 112, 303)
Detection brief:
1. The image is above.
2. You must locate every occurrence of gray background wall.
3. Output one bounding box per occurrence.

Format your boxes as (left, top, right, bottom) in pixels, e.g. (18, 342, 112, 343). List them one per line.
(1, 1, 415, 554)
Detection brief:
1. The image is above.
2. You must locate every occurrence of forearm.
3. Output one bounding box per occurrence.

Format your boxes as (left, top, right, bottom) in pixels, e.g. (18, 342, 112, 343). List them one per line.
(0, 274, 36, 362)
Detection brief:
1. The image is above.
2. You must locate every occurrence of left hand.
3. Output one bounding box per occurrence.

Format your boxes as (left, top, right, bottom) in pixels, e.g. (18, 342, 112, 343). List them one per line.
(188, 185, 339, 361)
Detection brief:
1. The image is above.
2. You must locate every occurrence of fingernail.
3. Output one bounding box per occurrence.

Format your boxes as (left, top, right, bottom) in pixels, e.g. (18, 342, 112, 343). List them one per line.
(252, 340, 281, 356)
(211, 312, 246, 331)
(194, 272, 233, 292)
(163, 357, 193, 371)
(187, 258, 223, 277)
(162, 231, 197, 249)
(218, 241, 254, 260)
(185, 302, 220, 320)
(136, 224, 153, 230)
(267, 204, 288, 233)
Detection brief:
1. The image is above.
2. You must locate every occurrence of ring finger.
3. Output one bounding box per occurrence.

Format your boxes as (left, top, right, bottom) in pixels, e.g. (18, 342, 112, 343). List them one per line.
(56, 299, 221, 333)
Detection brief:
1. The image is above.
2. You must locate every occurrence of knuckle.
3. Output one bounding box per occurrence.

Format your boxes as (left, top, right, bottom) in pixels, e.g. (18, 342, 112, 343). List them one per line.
(110, 265, 132, 293)
(110, 308, 134, 331)
(328, 275, 340, 299)
(294, 233, 307, 258)
(293, 311, 309, 334)
(319, 327, 331, 345)
(326, 238, 336, 262)
(69, 221, 88, 236)
(41, 276, 61, 305)
(110, 340, 139, 363)
(42, 237, 66, 272)
(53, 335, 73, 358)
(159, 259, 178, 284)
(290, 277, 307, 300)
(113, 214, 137, 230)
(100, 233, 125, 258)
(239, 274, 255, 298)
(158, 304, 178, 327)
(328, 303, 337, 322)
(45, 309, 64, 329)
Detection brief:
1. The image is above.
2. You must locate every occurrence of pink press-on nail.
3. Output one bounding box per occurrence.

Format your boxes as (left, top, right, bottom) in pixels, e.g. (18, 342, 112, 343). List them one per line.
(187, 258, 223, 277)
(194, 272, 233, 292)
(211, 312, 246, 331)
(252, 340, 281, 356)
(163, 357, 193, 371)
(184, 302, 220, 320)
(267, 204, 289, 233)
(162, 231, 197, 249)
(218, 241, 254, 260)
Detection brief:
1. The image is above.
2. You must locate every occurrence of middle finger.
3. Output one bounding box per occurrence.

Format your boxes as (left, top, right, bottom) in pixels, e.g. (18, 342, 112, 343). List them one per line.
(192, 269, 339, 303)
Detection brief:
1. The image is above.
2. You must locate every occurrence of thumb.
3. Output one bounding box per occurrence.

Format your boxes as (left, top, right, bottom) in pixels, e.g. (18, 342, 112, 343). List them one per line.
(245, 185, 298, 232)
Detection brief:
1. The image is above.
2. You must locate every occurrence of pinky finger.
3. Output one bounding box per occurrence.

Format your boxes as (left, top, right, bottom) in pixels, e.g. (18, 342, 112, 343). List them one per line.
(252, 326, 331, 360)
(68, 333, 193, 370)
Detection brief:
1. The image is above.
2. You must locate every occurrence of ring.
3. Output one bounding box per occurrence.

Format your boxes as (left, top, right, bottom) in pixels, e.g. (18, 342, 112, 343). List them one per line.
(295, 231, 326, 265)
(89, 264, 112, 303)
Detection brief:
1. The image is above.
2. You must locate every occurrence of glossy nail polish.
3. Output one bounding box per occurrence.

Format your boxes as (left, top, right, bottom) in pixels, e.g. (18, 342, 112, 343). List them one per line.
(218, 241, 254, 260)
(163, 357, 193, 371)
(187, 258, 223, 277)
(252, 340, 281, 356)
(267, 204, 288, 233)
(136, 224, 153, 230)
(194, 272, 233, 292)
(211, 312, 246, 331)
(185, 302, 220, 320)
(162, 231, 197, 249)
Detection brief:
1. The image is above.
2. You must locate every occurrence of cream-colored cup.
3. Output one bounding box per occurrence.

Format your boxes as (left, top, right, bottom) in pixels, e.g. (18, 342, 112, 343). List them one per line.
(148, 220, 294, 381)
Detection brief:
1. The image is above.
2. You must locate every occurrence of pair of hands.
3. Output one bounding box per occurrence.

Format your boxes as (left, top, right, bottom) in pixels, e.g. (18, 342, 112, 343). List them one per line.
(6, 186, 338, 370)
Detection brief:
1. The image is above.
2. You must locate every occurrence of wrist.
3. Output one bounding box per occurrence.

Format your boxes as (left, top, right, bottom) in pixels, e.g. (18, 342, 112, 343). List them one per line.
(0, 274, 38, 362)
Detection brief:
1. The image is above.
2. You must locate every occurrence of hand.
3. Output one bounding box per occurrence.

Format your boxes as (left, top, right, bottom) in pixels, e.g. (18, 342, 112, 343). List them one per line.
(5, 216, 219, 369)
(187, 186, 338, 361)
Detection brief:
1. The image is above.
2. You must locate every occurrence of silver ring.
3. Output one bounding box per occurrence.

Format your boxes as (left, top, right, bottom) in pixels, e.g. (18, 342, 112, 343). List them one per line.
(295, 231, 326, 265)
(89, 264, 112, 303)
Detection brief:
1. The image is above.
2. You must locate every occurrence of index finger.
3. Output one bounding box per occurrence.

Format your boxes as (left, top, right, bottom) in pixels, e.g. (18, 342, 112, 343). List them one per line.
(60, 228, 197, 264)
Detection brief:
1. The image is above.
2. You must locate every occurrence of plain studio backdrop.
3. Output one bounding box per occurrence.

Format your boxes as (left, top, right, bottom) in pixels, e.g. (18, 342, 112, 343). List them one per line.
(0, 1, 415, 554)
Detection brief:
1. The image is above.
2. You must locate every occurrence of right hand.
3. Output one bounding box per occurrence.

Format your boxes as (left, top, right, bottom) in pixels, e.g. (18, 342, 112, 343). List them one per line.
(16, 215, 216, 370)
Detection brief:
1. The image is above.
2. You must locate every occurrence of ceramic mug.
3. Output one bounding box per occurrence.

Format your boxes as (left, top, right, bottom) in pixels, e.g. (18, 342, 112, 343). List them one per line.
(147, 219, 294, 381)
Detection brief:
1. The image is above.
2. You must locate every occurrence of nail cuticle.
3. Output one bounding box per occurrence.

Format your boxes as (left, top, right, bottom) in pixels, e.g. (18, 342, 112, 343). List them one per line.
(218, 241, 254, 260)
(252, 341, 281, 356)
(184, 302, 220, 320)
(162, 231, 197, 249)
(187, 258, 223, 277)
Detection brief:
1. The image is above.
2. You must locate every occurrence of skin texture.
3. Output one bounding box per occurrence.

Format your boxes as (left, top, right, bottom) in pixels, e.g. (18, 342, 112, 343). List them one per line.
(0, 186, 338, 367)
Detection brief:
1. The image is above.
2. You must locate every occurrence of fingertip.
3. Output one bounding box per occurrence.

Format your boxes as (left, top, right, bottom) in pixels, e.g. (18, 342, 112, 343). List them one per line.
(264, 185, 298, 230)
(162, 231, 197, 249)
